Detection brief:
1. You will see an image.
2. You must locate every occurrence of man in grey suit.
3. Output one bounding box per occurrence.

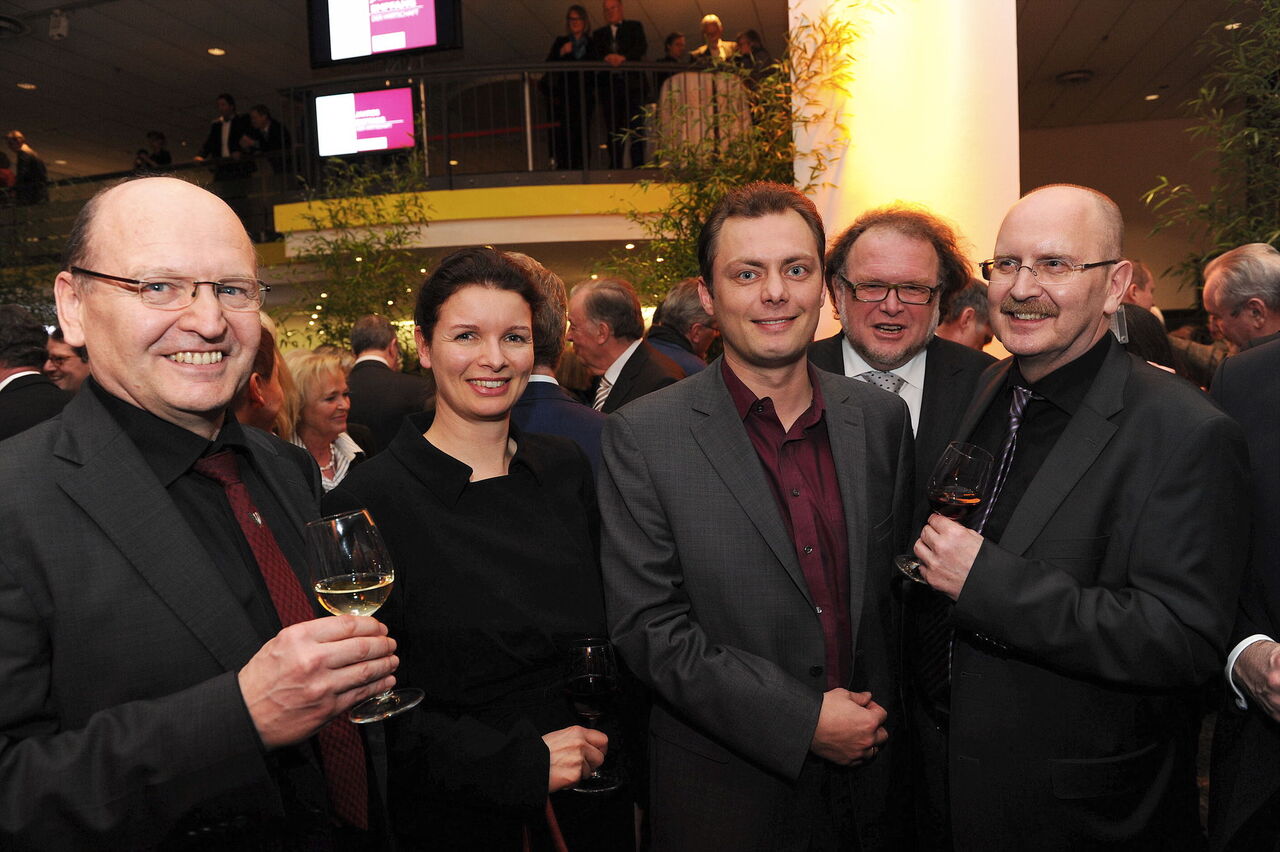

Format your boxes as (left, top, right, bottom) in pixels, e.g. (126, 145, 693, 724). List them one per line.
(913, 184, 1249, 850)
(601, 182, 913, 850)
(0, 177, 398, 848)
(807, 205, 992, 848)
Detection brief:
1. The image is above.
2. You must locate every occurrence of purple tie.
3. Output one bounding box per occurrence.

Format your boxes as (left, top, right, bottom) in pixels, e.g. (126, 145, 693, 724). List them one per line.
(194, 450, 369, 830)
(974, 385, 1033, 534)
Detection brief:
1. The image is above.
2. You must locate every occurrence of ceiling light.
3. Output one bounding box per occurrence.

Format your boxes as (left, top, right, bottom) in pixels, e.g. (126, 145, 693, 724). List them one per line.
(1144, 94, 1160, 101)
(207, 47, 226, 56)
(16, 82, 36, 90)
(448, 159, 458, 166)
(625, 243, 635, 250)
(1224, 22, 1242, 30)
(54, 159, 67, 165)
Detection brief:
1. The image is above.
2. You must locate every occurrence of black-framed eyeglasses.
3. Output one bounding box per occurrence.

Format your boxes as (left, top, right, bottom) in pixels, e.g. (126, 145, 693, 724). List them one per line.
(979, 257, 1120, 283)
(834, 272, 938, 305)
(69, 266, 270, 312)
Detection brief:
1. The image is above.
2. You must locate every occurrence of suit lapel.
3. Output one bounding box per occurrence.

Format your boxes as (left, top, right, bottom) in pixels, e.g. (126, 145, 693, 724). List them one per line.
(954, 359, 1010, 442)
(690, 369, 813, 604)
(604, 342, 647, 413)
(55, 395, 267, 672)
(820, 373, 869, 649)
(997, 344, 1128, 555)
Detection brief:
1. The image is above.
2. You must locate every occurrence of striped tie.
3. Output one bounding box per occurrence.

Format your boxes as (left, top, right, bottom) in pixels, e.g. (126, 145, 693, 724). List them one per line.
(592, 377, 613, 411)
(974, 385, 1034, 534)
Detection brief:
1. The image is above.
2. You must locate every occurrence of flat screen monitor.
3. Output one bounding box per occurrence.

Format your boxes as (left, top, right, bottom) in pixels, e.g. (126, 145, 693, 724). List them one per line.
(308, 0, 461, 68)
(315, 87, 417, 157)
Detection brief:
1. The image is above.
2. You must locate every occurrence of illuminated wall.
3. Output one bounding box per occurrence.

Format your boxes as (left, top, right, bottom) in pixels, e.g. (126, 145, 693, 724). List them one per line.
(791, 0, 1021, 339)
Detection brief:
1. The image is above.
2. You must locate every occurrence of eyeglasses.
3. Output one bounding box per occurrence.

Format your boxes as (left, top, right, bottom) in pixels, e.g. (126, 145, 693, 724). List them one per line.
(834, 272, 938, 305)
(979, 257, 1120, 283)
(70, 266, 270, 312)
(46, 355, 77, 366)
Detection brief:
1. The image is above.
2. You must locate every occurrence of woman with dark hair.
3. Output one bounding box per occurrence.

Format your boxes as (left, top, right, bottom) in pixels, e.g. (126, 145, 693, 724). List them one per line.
(324, 247, 629, 850)
(544, 4, 596, 170)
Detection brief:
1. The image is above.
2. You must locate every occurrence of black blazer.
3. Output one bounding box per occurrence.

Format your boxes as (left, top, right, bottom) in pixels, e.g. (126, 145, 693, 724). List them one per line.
(809, 333, 993, 519)
(599, 340, 684, 414)
(0, 389, 360, 848)
(198, 113, 253, 160)
(946, 342, 1250, 850)
(347, 359, 434, 453)
(1208, 337, 1280, 851)
(0, 372, 70, 442)
(590, 19, 647, 63)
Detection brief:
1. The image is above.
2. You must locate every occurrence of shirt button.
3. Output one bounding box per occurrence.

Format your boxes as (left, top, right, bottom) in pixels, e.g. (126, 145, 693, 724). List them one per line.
(809, 665, 824, 677)
(790, 488, 800, 497)
(815, 605, 823, 614)
(755, 403, 764, 413)
(803, 545, 813, 554)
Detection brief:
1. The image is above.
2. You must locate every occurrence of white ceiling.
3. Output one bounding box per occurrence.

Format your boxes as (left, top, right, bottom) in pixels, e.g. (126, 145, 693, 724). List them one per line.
(0, 0, 1245, 179)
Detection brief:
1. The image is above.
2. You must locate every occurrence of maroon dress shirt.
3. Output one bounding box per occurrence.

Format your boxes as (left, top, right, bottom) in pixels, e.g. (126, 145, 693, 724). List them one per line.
(721, 360, 852, 690)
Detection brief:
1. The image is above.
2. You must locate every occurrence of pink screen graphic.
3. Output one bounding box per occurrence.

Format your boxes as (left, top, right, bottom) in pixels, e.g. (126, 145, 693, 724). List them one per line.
(353, 89, 415, 151)
(369, 1, 437, 54)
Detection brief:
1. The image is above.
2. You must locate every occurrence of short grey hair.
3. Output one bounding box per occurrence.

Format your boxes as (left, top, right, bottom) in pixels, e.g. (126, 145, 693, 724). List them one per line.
(654, 278, 711, 335)
(570, 277, 644, 341)
(1205, 243, 1280, 312)
(940, 278, 989, 325)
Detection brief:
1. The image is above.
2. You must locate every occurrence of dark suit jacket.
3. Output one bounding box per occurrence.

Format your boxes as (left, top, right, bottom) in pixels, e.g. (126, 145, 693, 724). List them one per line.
(511, 379, 605, 476)
(946, 342, 1250, 851)
(0, 389, 341, 848)
(809, 333, 994, 523)
(347, 359, 434, 453)
(0, 372, 70, 442)
(598, 340, 684, 414)
(647, 325, 708, 376)
(600, 361, 914, 850)
(1208, 338, 1280, 852)
(198, 113, 253, 160)
(590, 19, 647, 63)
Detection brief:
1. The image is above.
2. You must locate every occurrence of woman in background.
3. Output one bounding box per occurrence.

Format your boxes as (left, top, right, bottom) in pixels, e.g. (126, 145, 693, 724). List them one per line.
(285, 349, 367, 489)
(544, 4, 596, 170)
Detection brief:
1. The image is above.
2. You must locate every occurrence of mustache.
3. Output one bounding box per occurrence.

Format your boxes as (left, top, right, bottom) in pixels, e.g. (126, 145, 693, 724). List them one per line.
(999, 296, 1059, 319)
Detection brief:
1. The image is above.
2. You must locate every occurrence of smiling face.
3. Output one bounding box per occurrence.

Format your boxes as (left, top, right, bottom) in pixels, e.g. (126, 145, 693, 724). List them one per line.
(54, 178, 260, 438)
(418, 284, 534, 425)
(838, 226, 941, 371)
(299, 370, 350, 444)
(701, 210, 824, 373)
(988, 187, 1128, 383)
(44, 338, 90, 392)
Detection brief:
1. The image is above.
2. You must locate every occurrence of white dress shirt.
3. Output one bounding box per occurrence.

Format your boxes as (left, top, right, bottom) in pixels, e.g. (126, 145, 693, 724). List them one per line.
(840, 336, 927, 435)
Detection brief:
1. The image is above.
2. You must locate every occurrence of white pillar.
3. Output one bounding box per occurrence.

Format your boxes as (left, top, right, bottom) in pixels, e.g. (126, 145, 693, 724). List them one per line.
(791, 0, 1021, 339)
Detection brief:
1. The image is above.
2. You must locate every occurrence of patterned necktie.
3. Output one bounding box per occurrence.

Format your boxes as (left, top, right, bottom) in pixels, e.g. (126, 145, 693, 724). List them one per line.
(194, 450, 369, 830)
(592, 376, 613, 411)
(973, 385, 1034, 534)
(858, 370, 905, 395)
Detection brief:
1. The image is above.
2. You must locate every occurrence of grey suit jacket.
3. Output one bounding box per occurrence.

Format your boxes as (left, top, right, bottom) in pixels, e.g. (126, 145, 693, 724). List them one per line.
(600, 359, 913, 850)
(946, 341, 1250, 851)
(0, 389, 327, 848)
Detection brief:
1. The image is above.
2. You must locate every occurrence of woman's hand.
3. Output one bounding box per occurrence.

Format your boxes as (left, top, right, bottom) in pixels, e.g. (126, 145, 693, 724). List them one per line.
(542, 725, 608, 792)
(560, 40, 574, 56)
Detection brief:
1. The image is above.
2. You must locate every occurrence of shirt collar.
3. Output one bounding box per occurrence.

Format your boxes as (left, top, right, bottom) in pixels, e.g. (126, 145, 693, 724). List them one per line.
(89, 376, 248, 486)
(1011, 334, 1114, 415)
(0, 369, 42, 392)
(390, 411, 545, 508)
(354, 352, 392, 367)
(721, 358, 827, 429)
(602, 338, 643, 386)
(527, 374, 559, 385)
(840, 334, 929, 390)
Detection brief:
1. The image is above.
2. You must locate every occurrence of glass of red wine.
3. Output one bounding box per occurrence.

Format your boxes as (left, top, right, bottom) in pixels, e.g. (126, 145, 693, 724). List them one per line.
(895, 441, 994, 584)
(564, 637, 623, 794)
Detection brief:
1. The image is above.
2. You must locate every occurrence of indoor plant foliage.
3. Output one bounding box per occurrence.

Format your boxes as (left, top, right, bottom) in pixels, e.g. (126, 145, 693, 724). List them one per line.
(1144, 0, 1280, 289)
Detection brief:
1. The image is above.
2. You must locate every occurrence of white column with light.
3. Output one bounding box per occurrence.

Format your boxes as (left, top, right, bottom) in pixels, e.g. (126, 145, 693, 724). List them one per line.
(791, 0, 1021, 341)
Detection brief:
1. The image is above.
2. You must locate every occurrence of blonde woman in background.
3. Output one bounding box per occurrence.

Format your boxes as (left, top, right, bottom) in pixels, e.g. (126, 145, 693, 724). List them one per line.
(284, 349, 370, 490)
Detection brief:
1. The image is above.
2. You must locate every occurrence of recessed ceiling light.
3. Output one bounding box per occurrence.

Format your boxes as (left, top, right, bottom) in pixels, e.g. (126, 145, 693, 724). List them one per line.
(1224, 22, 1243, 30)
(1144, 94, 1160, 101)
(624, 243, 636, 250)
(207, 47, 226, 56)
(54, 159, 67, 165)
(16, 82, 36, 90)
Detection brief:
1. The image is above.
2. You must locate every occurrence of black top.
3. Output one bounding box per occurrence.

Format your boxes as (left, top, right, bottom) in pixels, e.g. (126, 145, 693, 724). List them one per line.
(324, 413, 627, 850)
(970, 335, 1113, 542)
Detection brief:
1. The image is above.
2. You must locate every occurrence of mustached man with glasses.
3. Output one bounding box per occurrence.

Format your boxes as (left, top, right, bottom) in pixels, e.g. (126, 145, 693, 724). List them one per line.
(808, 204, 994, 850)
(0, 178, 398, 849)
(910, 184, 1249, 850)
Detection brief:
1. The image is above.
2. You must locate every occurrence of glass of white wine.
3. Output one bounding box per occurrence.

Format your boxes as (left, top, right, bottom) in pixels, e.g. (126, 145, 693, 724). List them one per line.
(306, 508, 423, 723)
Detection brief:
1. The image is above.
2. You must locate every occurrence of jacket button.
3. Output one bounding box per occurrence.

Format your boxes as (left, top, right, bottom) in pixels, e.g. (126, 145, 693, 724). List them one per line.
(809, 665, 823, 677)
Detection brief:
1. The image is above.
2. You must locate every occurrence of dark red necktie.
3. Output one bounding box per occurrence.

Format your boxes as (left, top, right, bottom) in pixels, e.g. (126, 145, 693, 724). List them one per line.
(194, 450, 369, 830)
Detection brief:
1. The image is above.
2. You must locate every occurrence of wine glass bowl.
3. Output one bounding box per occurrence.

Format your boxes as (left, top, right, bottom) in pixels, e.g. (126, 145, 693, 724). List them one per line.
(306, 509, 424, 723)
(897, 442, 995, 584)
(564, 637, 624, 794)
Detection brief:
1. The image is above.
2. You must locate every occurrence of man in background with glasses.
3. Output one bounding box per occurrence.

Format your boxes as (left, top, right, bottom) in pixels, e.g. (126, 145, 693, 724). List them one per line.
(0, 176, 397, 849)
(809, 204, 994, 851)
(911, 184, 1249, 850)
